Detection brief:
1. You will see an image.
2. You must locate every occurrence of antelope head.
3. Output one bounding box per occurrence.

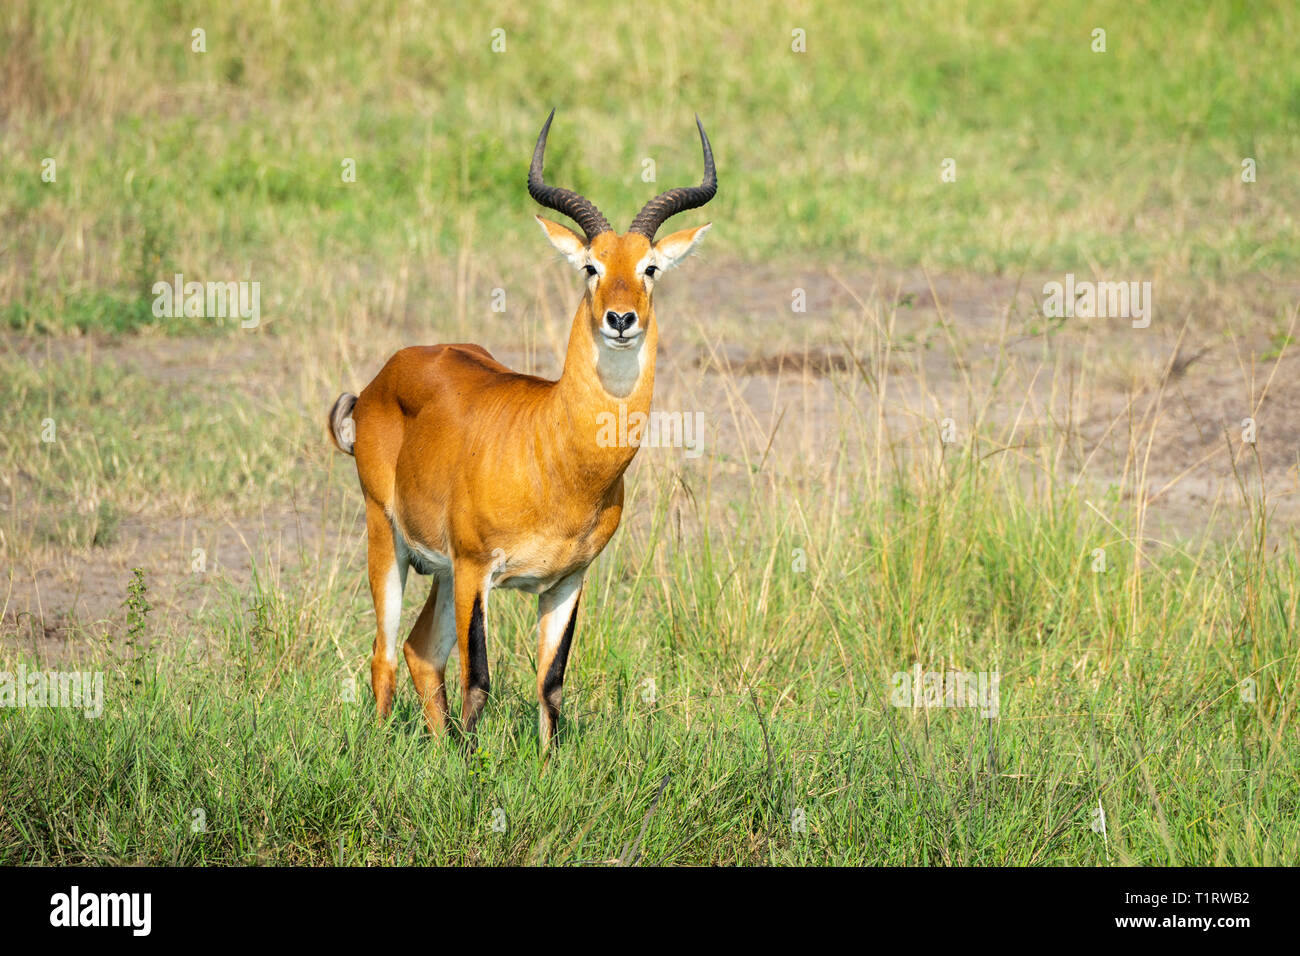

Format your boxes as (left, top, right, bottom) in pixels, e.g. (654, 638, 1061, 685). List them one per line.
(528, 109, 715, 359)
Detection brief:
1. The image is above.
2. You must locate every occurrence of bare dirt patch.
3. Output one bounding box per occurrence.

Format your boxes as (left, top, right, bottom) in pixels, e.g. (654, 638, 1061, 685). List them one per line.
(4, 261, 1298, 647)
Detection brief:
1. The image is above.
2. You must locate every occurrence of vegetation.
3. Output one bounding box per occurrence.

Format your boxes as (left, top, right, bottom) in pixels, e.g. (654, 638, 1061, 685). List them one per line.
(2, 0, 1297, 864)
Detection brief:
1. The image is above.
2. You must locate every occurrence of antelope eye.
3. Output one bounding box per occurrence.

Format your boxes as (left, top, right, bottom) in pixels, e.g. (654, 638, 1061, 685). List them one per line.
(645, 265, 659, 278)
(584, 264, 598, 277)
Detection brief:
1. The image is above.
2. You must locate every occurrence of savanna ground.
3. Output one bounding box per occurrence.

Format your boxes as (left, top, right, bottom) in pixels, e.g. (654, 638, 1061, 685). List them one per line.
(2, 1, 1299, 865)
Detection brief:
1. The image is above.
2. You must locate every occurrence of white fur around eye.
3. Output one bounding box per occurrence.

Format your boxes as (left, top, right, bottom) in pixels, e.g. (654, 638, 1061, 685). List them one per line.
(635, 253, 657, 287)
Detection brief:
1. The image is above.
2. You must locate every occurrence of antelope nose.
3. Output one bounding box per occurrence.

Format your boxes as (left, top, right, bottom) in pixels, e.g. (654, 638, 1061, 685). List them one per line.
(604, 310, 637, 334)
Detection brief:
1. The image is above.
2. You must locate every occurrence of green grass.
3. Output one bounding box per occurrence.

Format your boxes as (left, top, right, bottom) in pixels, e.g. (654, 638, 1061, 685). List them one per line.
(3, 433, 1296, 865)
(3, 0, 1299, 334)
(3, 0, 1298, 868)
(0, 347, 308, 553)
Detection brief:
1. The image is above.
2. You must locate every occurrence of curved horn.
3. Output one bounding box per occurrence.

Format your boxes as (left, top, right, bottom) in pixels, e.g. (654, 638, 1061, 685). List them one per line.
(527, 109, 612, 242)
(627, 115, 717, 240)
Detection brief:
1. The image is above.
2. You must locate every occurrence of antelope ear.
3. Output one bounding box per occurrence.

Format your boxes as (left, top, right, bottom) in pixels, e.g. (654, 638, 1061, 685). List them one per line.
(652, 222, 711, 271)
(535, 216, 588, 267)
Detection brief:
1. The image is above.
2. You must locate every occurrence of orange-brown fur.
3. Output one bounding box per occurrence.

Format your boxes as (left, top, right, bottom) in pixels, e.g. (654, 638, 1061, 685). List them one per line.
(341, 222, 708, 745)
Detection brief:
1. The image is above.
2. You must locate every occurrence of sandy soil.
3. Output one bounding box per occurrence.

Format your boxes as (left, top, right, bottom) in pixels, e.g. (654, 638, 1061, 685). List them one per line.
(4, 262, 1298, 649)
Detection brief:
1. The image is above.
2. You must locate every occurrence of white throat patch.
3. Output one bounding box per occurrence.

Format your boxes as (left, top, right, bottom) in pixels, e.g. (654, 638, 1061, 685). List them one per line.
(593, 335, 647, 397)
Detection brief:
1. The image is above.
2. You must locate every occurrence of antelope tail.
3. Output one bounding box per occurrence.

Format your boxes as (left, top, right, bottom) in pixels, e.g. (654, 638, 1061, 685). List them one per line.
(328, 393, 358, 455)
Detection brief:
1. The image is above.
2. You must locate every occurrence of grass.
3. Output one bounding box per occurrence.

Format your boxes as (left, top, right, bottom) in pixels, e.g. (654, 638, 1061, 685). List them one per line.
(3, 338, 1298, 864)
(2, 0, 1299, 867)
(0, 342, 307, 555)
(3, 0, 1299, 334)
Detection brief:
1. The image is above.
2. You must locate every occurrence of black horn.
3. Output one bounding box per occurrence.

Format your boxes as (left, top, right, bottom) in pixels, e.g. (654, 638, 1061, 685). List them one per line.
(627, 115, 717, 240)
(527, 109, 613, 242)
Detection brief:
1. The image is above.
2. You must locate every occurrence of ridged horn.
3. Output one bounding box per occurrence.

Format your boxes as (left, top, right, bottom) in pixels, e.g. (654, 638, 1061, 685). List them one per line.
(527, 108, 613, 242)
(627, 115, 716, 240)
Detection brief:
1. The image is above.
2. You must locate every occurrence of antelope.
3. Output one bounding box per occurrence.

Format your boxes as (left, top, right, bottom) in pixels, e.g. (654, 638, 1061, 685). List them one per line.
(327, 110, 716, 747)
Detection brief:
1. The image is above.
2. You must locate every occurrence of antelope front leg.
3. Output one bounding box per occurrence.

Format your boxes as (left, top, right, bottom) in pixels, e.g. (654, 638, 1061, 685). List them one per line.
(452, 561, 492, 736)
(537, 570, 584, 749)
(365, 499, 407, 721)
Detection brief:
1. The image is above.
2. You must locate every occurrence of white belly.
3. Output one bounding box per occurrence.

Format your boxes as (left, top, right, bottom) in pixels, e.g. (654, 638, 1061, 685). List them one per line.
(394, 521, 586, 595)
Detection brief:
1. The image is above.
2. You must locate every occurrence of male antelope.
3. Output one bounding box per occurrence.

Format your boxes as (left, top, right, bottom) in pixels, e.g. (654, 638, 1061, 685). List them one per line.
(328, 110, 715, 747)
